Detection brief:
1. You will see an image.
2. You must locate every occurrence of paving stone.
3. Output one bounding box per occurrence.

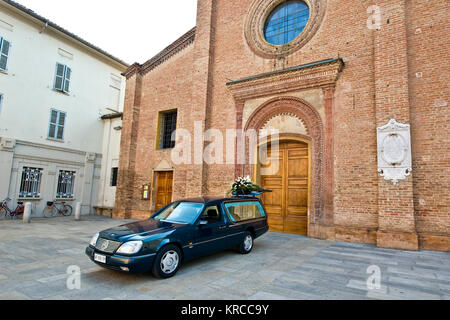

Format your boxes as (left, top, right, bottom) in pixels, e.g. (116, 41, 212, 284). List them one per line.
(0, 291, 31, 300)
(1, 216, 450, 300)
(387, 286, 442, 300)
(248, 291, 288, 300)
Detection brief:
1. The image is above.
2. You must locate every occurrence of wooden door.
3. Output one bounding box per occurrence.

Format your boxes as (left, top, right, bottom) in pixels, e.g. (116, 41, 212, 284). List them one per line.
(154, 171, 173, 212)
(261, 141, 309, 235)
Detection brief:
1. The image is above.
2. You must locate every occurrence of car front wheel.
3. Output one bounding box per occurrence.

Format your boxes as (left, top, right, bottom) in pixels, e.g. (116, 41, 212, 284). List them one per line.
(238, 232, 254, 254)
(152, 244, 181, 279)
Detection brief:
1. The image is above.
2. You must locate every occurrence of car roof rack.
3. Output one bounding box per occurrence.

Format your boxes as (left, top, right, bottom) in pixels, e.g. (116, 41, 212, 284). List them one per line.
(232, 189, 273, 198)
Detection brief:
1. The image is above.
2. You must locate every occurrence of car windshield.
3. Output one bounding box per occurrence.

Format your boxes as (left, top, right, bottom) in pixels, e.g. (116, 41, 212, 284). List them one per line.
(152, 202, 204, 224)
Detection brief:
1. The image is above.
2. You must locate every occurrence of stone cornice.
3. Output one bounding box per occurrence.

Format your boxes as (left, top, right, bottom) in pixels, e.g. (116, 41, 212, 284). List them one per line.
(122, 27, 196, 79)
(15, 139, 102, 158)
(227, 58, 344, 101)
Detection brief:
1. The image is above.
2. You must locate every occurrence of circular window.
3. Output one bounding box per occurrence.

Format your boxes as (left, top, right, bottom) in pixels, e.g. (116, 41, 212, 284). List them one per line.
(245, 0, 327, 59)
(264, 1, 310, 45)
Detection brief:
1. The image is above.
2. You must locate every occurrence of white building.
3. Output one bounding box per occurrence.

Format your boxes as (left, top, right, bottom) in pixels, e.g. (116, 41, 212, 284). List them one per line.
(0, 0, 128, 216)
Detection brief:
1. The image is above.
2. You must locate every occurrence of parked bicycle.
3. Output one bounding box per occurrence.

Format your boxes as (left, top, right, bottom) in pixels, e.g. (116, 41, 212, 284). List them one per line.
(0, 198, 25, 220)
(43, 200, 73, 218)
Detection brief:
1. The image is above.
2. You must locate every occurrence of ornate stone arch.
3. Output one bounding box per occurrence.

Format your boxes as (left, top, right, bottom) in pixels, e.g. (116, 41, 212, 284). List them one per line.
(242, 96, 324, 224)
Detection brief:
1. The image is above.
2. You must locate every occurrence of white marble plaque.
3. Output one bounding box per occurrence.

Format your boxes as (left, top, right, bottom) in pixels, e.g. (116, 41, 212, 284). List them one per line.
(377, 119, 412, 185)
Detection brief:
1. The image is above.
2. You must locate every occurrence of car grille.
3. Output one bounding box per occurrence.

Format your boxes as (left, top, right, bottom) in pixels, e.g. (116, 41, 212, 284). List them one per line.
(95, 238, 121, 254)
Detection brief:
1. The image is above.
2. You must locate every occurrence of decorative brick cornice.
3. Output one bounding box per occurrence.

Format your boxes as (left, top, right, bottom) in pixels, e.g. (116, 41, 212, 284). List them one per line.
(227, 58, 344, 101)
(122, 27, 196, 79)
(122, 63, 141, 79)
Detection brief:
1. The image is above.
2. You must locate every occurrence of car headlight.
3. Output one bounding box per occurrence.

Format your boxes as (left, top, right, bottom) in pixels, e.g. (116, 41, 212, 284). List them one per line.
(90, 233, 99, 247)
(116, 241, 143, 255)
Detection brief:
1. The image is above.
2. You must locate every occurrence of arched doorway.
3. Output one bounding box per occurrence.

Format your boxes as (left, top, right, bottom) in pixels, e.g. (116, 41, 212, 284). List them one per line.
(242, 96, 325, 235)
(257, 138, 310, 235)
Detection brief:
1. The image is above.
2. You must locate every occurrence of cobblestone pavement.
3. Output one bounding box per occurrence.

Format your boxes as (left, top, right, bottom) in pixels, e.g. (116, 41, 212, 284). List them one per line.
(0, 216, 449, 300)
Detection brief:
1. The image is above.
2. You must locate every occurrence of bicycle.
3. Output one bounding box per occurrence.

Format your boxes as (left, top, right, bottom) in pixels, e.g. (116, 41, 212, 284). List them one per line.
(43, 200, 73, 218)
(0, 198, 25, 220)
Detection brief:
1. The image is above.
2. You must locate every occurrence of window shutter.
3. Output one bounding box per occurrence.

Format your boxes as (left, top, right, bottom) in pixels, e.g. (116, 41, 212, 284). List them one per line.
(0, 38, 10, 71)
(57, 111, 66, 140)
(54, 63, 65, 91)
(48, 109, 58, 139)
(63, 66, 71, 93)
(48, 109, 65, 140)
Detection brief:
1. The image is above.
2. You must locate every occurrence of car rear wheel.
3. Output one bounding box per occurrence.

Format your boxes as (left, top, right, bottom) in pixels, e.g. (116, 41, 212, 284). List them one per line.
(237, 232, 254, 254)
(152, 244, 181, 279)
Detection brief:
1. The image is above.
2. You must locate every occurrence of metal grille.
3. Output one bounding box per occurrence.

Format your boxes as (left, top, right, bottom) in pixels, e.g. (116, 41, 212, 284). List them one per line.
(160, 111, 177, 149)
(264, 1, 310, 45)
(95, 238, 121, 254)
(19, 167, 43, 198)
(56, 170, 75, 199)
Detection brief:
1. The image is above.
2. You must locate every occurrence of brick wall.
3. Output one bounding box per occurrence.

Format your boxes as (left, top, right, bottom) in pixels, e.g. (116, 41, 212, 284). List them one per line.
(114, 0, 449, 251)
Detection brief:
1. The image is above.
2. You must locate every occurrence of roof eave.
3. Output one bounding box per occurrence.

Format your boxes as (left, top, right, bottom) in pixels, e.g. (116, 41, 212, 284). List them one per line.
(2, 0, 129, 70)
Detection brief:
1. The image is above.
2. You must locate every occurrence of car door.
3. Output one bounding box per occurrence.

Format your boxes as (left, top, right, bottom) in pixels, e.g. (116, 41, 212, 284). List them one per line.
(191, 205, 229, 257)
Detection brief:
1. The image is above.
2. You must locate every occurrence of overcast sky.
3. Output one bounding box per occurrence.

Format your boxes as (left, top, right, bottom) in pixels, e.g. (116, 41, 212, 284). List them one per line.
(18, 0, 198, 65)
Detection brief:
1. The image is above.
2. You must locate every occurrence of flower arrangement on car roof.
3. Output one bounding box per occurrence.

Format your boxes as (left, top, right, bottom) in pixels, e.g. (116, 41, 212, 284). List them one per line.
(230, 176, 262, 195)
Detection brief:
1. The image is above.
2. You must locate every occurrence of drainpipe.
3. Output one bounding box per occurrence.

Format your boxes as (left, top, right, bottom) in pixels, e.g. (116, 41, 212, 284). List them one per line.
(39, 20, 49, 34)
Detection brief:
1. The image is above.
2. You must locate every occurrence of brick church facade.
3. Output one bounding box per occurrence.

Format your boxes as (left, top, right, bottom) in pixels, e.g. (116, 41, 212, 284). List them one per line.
(114, 0, 449, 251)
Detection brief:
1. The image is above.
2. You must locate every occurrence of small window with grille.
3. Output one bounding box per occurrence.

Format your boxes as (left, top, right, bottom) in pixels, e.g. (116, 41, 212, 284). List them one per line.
(19, 167, 43, 198)
(158, 110, 177, 149)
(56, 170, 75, 199)
(48, 109, 66, 141)
(54, 62, 71, 93)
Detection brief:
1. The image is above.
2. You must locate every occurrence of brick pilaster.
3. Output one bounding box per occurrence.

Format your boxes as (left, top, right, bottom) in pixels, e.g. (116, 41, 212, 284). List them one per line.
(185, 0, 215, 197)
(113, 73, 142, 219)
(373, 0, 417, 250)
(323, 85, 335, 226)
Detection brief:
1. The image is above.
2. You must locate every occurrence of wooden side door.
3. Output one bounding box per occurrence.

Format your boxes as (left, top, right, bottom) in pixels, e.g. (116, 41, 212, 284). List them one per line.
(154, 171, 173, 212)
(284, 142, 309, 235)
(261, 143, 285, 233)
(261, 140, 309, 235)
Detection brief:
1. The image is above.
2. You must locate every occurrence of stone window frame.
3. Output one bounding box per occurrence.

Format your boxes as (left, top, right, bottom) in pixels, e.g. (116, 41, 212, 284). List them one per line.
(156, 109, 178, 150)
(244, 0, 327, 59)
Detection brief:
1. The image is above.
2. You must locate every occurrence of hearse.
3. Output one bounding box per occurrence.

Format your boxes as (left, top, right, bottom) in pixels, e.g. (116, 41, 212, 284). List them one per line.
(86, 195, 269, 278)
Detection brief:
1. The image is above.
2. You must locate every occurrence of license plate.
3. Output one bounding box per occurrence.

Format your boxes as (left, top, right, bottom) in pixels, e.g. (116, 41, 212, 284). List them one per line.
(94, 254, 106, 264)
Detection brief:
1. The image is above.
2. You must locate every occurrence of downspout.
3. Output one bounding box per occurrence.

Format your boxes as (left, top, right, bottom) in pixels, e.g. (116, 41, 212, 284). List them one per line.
(39, 20, 49, 34)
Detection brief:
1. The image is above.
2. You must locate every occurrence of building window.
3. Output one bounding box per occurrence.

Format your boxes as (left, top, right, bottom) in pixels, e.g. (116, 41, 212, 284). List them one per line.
(0, 94, 3, 113)
(19, 167, 43, 198)
(54, 62, 71, 93)
(0, 36, 10, 72)
(111, 167, 118, 187)
(48, 109, 66, 141)
(264, 1, 310, 45)
(158, 110, 177, 149)
(56, 170, 75, 199)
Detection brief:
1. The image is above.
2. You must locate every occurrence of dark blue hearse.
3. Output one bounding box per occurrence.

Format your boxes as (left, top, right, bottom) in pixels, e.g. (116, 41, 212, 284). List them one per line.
(86, 196, 269, 278)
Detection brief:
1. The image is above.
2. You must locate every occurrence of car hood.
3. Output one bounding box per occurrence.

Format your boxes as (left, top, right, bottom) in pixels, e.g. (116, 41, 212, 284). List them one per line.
(99, 219, 187, 242)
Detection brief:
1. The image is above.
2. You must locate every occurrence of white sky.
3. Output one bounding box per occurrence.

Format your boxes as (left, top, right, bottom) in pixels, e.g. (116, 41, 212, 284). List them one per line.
(17, 0, 198, 65)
